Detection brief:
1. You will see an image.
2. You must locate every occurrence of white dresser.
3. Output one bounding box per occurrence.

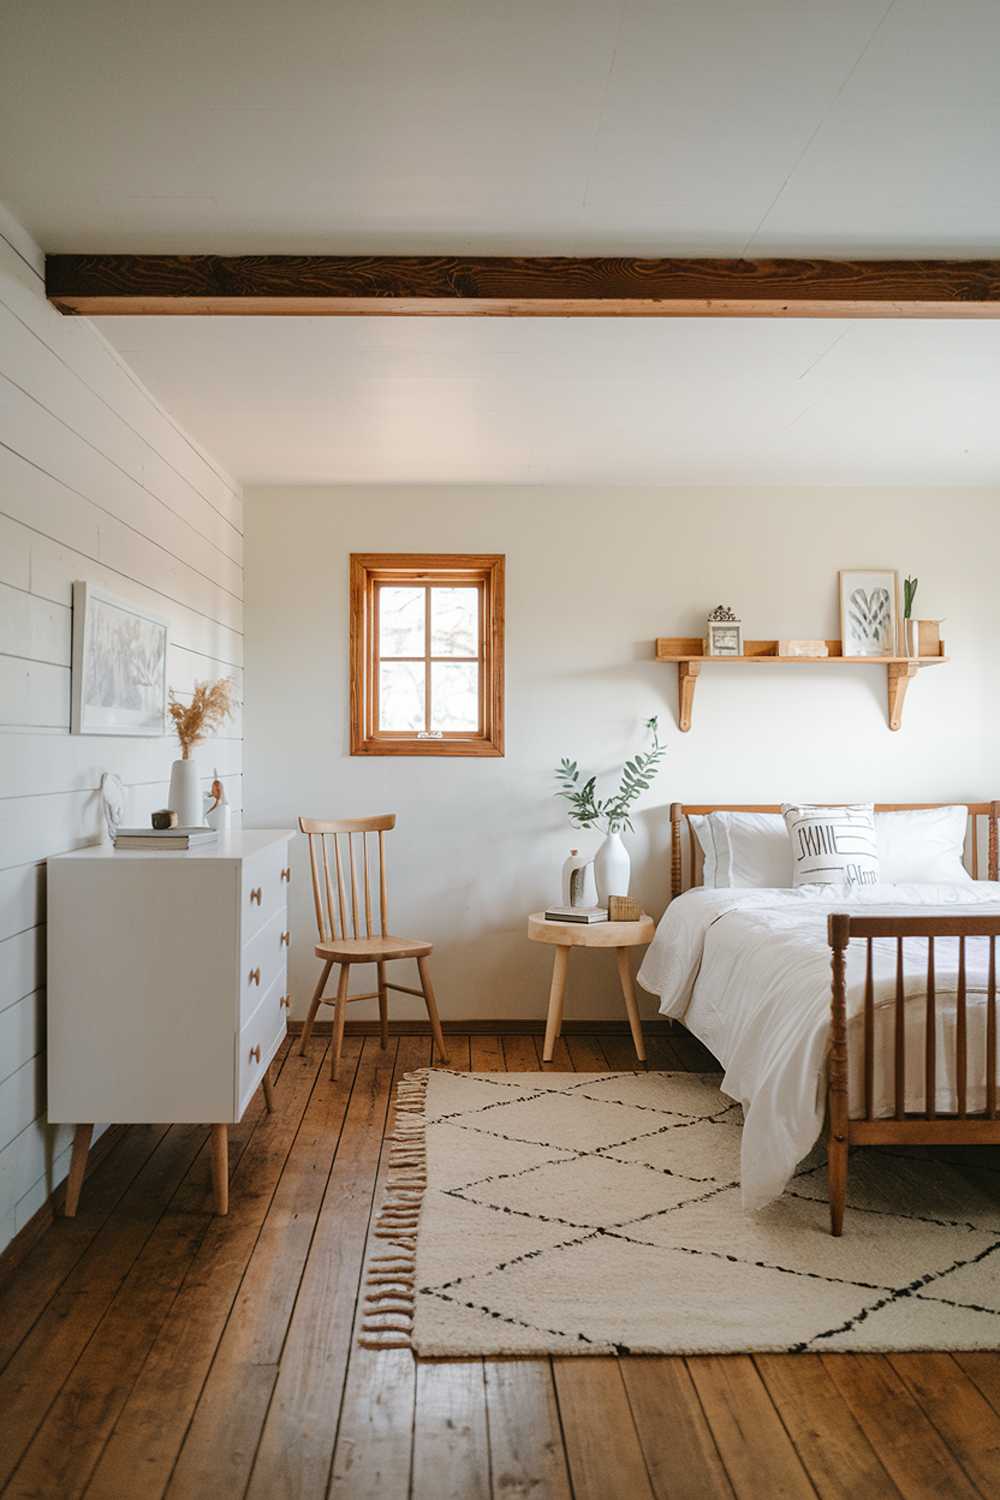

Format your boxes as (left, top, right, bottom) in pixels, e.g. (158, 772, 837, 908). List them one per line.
(47, 829, 294, 1215)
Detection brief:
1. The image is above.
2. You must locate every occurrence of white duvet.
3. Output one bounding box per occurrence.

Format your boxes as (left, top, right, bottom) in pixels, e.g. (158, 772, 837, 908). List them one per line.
(637, 882, 1000, 1211)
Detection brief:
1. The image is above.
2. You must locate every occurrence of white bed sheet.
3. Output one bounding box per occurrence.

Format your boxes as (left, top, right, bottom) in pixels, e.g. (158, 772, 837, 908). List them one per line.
(636, 882, 1000, 1210)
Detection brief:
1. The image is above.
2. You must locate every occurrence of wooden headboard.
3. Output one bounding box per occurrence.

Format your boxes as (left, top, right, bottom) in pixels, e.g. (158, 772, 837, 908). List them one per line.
(669, 802, 1000, 900)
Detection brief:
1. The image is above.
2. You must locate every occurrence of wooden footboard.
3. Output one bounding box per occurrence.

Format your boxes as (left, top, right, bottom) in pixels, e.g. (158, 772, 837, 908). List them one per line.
(827, 912, 1000, 1235)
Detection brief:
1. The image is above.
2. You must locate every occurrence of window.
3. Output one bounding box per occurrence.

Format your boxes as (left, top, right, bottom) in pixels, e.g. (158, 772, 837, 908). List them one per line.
(350, 554, 505, 756)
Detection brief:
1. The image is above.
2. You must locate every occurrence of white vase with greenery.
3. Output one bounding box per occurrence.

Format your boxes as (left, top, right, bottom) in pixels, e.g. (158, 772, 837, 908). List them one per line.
(554, 717, 666, 904)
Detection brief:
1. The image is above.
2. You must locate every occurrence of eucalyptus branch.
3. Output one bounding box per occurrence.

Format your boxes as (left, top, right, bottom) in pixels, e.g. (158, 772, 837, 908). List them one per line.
(555, 716, 666, 835)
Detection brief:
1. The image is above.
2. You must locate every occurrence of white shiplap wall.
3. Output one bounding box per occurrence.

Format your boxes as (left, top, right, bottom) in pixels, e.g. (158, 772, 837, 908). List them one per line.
(0, 205, 244, 1255)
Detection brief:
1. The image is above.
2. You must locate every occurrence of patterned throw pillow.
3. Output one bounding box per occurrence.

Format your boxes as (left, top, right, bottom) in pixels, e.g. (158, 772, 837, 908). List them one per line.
(781, 803, 881, 889)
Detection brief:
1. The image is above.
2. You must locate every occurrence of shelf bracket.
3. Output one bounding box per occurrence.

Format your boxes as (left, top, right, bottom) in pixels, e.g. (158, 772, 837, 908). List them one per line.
(677, 660, 700, 732)
(887, 661, 919, 731)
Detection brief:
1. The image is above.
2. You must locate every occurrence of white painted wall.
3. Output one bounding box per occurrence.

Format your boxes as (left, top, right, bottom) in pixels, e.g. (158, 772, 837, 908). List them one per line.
(0, 206, 243, 1255)
(245, 484, 1000, 1032)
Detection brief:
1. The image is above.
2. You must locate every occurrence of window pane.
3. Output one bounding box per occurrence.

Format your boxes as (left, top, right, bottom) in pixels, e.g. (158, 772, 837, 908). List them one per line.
(431, 661, 479, 731)
(430, 587, 478, 657)
(379, 586, 424, 657)
(379, 661, 425, 731)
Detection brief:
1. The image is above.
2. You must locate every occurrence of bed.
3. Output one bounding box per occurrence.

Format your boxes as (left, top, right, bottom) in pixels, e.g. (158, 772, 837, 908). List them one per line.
(636, 801, 1000, 1234)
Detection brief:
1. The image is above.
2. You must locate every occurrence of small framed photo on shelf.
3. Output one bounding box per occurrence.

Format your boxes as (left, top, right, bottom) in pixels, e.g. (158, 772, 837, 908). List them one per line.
(839, 570, 899, 658)
(705, 605, 743, 657)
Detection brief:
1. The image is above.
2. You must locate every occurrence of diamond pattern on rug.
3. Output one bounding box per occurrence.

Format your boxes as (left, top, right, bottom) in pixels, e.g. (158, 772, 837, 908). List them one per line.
(408, 1070, 1000, 1356)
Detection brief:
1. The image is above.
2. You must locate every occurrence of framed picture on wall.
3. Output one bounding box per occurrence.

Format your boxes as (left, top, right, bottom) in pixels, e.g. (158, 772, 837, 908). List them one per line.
(71, 582, 168, 736)
(839, 569, 899, 657)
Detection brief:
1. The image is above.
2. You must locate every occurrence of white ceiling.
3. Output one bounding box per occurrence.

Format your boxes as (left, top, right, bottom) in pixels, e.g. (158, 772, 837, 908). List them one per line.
(4, 0, 1000, 484)
(100, 316, 1000, 485)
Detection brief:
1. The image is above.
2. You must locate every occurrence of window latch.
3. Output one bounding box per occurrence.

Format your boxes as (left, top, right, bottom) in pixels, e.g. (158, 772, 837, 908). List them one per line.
(417, 730, 444, 740)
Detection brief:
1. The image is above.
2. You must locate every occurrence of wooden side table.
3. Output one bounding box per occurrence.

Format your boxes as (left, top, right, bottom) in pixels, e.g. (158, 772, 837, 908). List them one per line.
(528, 912, 656, 1064)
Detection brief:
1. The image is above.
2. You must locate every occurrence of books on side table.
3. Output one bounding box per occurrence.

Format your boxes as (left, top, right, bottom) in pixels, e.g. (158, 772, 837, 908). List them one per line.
(543, 906, 608, 924)
(114, 827, 218, 851)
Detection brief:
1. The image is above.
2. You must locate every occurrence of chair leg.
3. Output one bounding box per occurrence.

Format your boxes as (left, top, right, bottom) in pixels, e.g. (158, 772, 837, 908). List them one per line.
(261, 1069, 275, 1113)
(64, 1123, 93, 1217)
(417, 955, 448, 1065)
(377, 960, 389, 1050)
(829, 1132, 848, 1236)
(331, 962, 350, 1081)
(300, 959, 333, 1055)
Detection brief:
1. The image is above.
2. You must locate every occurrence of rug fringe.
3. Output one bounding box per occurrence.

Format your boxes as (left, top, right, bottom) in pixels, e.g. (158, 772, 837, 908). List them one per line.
(358, 1067, 429, 1351)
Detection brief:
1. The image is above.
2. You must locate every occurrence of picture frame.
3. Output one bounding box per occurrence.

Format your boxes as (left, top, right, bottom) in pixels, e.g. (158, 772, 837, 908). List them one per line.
(71, 582, 168, 736)
(838, 570, 900, 658)
(706, 620, 743, 657)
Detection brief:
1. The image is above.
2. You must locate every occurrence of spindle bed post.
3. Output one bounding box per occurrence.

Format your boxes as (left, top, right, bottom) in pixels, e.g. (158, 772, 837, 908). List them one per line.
(827, 913, 851, 1236)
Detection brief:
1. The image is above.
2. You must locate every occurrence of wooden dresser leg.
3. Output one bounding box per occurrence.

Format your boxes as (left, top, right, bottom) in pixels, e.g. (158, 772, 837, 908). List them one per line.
(417, 955, 449, 1066)
(542, 946, 570, 1063)
(211, 1124, 229, 1215)
(64, 1123, 93, 1217)
(616, 948, 647, 1064)
(261, 1070, 275, 1113)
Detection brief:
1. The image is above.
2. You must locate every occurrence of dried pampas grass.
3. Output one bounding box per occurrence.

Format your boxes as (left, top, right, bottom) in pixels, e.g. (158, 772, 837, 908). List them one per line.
(168, 677, 234, 760)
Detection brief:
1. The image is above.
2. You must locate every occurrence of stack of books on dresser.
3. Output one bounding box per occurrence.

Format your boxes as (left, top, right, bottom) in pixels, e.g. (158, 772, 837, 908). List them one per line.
(113, 827, 218, 851)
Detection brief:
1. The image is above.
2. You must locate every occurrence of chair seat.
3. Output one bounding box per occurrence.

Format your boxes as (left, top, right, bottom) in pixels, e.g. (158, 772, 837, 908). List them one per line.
(315, 934, 433, 962)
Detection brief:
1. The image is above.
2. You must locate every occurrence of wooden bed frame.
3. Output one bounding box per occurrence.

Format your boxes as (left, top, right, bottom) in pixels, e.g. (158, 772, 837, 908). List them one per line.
(669, 801, 1000, 1234)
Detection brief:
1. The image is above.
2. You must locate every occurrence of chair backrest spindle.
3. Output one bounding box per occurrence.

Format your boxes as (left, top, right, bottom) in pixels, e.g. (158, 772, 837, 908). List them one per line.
(363, 833, 373, 938)
(378, 829, 388, 936)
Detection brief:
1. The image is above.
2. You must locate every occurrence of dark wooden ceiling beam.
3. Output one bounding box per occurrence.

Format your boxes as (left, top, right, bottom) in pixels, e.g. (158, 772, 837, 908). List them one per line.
(45, 254, 1000, 317)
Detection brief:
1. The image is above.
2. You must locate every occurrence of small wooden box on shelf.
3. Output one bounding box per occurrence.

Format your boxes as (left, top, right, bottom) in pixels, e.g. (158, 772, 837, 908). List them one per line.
(654, 637, 948, 733)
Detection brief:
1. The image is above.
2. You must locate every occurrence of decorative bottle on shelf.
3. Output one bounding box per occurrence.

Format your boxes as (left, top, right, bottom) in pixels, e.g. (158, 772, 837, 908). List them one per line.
(594, 830, 630, 903)
(167, 757, 203, 828)
(561, 849, 598, 908)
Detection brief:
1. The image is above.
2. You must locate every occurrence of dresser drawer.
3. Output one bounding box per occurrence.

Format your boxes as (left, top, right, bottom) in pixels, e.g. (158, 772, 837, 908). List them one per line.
(239, 971, 287, 1114)
(241, 839, 291, 943)
(241, 906, 289, 1025)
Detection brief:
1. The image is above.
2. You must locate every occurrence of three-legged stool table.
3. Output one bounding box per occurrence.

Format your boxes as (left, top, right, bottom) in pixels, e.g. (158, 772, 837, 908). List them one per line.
(528, 912, 656, 1063)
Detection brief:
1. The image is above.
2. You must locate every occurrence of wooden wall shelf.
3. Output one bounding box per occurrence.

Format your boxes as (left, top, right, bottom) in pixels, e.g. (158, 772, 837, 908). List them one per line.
(654, 638, 949, 733)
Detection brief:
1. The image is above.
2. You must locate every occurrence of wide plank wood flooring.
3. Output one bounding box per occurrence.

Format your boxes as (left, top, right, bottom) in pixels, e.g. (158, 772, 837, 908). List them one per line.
(3, 1029, 1000, 1499)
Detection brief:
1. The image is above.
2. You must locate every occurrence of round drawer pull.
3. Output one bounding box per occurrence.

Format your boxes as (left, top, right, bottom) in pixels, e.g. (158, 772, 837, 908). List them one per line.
(249, 966, 261, 986)
(249, 1043, 261, 1064)
(280, 930, 290, 947)
(280, 994, 291, 1009)
(250, 887, 262, 905)
(281, 867, 291, 882)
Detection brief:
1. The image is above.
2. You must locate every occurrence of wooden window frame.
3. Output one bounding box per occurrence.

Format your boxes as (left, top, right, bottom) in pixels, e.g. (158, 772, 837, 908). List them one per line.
(350, 553, 505, 757)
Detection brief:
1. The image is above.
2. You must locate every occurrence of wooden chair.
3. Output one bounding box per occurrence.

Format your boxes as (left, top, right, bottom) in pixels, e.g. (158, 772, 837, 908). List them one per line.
(298, 814, 449, 1079)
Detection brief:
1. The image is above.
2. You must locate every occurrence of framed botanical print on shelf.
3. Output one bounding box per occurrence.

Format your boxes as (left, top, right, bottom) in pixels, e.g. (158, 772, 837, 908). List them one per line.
(839, 569, 899, 658)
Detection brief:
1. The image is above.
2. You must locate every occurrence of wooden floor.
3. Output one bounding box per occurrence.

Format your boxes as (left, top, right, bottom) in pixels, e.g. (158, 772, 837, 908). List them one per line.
(4, 1028, 1000, 1499)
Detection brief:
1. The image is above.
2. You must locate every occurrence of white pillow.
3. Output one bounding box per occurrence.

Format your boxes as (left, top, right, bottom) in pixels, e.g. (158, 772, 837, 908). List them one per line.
(690, 805, 974, 889)
(690, 812, 790, 888)
(875, 805, 972, 884)
(782, 803, 880, 889)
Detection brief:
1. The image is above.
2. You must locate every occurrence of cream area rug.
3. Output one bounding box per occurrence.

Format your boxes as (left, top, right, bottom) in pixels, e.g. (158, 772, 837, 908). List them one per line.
(360, 1069, 1000, 1356)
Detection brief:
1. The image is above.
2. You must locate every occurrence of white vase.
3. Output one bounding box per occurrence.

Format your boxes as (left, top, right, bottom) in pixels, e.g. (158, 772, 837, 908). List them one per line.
(903, 618, 919, 658)
(168, 758, 204, 827)
(594, 831, 630, 903)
